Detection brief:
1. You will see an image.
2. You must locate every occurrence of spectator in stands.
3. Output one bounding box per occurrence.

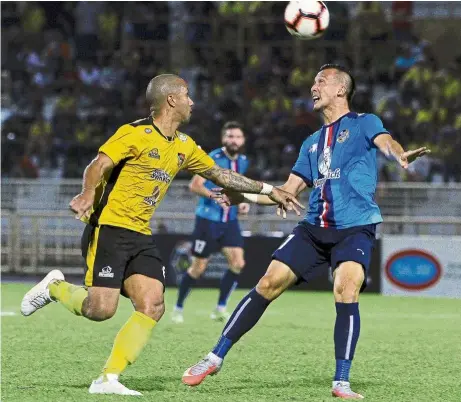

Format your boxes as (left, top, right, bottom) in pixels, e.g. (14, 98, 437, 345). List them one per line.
(1, 2, 460, 184)
(98, 4, 120, 52)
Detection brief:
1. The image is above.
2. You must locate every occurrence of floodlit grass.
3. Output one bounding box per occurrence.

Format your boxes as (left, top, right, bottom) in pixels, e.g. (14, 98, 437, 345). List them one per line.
(2, 284, 460, 401)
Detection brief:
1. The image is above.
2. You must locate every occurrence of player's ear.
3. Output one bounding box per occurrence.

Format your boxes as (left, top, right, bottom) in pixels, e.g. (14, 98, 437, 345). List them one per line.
(337, 85, 347, 98)
(167, 94, 175, 107)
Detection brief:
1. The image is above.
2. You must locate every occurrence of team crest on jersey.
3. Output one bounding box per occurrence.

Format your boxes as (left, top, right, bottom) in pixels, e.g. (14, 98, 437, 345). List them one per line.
(337, 129, 349, 143)
(144, 186, 160, 206)
(145, 128, 152, 134)
(151, 169, 171, 183)
(178, 133, 187, 142)
(148, 148, 160, 159)
(309, 143, 318, 154)
(177, 153, 186, 167)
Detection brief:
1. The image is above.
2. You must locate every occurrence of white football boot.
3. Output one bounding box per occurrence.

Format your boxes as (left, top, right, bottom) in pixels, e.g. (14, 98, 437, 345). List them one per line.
(210, 307, 230, 322)
(89, 374, 142, 396)
(171, 307, 184, 324)
(21, 269, 65, 316)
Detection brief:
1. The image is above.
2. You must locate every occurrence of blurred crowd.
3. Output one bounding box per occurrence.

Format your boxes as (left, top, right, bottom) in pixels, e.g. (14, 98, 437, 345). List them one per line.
(2, 2, 460, 182)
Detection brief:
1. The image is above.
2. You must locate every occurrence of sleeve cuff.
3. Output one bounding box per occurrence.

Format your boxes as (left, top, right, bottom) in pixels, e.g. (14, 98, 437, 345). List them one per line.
(370, 131, 390, 143)
(291, 170, 313, 187)
(98, 149, 118, 165)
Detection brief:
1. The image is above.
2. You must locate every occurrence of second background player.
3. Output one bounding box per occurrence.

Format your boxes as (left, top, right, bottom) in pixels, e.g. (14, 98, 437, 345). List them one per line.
(173, 121, 249, 323)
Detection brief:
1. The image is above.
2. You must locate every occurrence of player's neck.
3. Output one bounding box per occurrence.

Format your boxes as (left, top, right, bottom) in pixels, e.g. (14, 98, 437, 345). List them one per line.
(151, 116, 180, 140)
(321, 105, 351, 126)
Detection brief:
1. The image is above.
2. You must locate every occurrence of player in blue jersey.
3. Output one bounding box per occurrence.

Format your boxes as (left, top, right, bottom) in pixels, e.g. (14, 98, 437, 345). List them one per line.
(172, 121, 250, 323)
(182, 65, 429, 399)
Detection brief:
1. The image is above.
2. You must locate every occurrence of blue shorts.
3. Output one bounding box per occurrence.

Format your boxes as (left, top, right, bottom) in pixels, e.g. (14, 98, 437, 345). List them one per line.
(272, 222, 377, 291)
(191, 216, 244, 258)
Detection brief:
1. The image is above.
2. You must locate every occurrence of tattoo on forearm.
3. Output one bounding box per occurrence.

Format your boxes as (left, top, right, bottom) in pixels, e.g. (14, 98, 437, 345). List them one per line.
(201, 165, 262, 193)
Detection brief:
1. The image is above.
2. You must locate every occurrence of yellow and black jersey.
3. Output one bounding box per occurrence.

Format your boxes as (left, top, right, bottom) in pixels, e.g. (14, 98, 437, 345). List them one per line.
(84, 116, 215, 235)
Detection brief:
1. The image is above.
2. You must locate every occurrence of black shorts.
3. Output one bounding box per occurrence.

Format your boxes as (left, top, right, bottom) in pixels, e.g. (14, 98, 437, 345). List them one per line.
(81, 224, 165, 291)
(272, 222, 377, 292)
(191, 216, 244, 258)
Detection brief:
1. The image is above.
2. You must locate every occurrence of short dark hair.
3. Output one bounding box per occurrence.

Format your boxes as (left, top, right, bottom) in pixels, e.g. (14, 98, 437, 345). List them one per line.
(319, 64, 356, 103)
(221, 121, 244, 136)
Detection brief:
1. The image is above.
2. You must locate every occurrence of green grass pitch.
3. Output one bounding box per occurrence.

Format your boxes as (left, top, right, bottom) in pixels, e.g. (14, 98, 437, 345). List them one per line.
(2, 283, 460, 401)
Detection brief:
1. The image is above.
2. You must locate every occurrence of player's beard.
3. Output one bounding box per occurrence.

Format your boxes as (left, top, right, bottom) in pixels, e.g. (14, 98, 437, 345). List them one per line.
(224, 144, 242, 156)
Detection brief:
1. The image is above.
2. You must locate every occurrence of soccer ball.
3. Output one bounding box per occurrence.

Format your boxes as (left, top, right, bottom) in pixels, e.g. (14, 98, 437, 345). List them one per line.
(284, 0, 330, 40)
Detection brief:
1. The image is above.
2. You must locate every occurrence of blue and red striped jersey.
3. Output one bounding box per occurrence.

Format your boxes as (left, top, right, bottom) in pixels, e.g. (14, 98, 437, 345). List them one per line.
(292, 112, 388, 229)
(195, 148, 249, 222)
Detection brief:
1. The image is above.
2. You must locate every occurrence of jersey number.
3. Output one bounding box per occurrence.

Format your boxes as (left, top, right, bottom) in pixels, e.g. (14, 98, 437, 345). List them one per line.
(277, 234, 295, 251)
(194, 240, 207, 254)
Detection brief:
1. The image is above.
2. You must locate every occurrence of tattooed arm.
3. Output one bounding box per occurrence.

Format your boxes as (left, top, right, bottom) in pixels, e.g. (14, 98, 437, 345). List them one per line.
(199, 165, 305, 217)
(199, 164, 263, 193)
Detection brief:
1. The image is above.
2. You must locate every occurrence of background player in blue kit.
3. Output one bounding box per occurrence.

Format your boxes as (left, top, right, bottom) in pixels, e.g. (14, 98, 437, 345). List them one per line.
(182, 65, 430, 399)
(172, 121, 250, 323)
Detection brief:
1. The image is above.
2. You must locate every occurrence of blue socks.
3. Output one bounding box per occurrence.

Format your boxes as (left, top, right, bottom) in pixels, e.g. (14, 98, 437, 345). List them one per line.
(217, 269, 239, 308)
(176, 272, 196, 309)
(212, 288, 271, 359)
(334, 302, 360, 382)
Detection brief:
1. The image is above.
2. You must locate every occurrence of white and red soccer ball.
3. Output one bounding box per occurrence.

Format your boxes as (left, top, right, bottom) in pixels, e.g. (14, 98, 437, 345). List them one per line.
(284, 0, 330, 40)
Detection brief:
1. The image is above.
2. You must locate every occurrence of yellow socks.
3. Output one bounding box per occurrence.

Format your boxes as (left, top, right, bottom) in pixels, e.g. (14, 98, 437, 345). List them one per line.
(102, 312, 157, 376)
(48, 280, 87, 316)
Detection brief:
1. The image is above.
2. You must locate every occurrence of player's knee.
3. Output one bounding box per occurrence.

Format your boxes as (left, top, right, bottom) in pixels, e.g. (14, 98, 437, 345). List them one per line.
(333, 262, 364, 302)
(256, 274, 281, 301)
(230, 258, 245, 273)
(334, 282, 360, 302)
(82, 301, 117, 322)
(188, 259, 208, 279)
(136, 299, 165, 322)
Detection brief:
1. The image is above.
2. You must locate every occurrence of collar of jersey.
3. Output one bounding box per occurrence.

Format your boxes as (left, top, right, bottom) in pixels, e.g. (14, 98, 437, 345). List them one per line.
(323, 111, 356, 128)
(150, 117, 176, 142)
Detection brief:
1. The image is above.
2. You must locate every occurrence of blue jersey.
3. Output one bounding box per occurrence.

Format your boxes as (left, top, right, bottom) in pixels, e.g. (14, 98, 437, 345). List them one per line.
(195, 148, 249, 222)
(292, 112, 388, 229)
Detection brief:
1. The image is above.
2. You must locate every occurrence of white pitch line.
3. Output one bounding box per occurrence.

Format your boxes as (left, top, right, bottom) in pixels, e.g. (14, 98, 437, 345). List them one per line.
(1, 311, 18, 316)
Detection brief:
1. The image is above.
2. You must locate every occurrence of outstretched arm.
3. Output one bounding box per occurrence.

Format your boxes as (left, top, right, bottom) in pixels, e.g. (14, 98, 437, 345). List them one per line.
(199, 164, 305, 215)
(210, 174, 307, 218)
(241, 174, 307, 205)
(200, 164, 265, 193)
(373, 134, 430, 169)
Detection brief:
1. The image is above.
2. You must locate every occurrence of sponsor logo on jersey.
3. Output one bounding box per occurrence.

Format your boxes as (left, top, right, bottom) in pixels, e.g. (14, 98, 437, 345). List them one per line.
(145, 128, 152, 134)
(314, 146, 341, 188)
(178, 133, 188, 142)
(177, 153, 186, 167)
(313, 169, 341, 188)
(309, 143, 318, 153)
(148, 148, 160, 159)
(337, 129, 349, 143)
(99, 266, 114, 278)
(151, 169, 171, 183)
(144, 186, 160, 206)
(385, 249, 442, 290)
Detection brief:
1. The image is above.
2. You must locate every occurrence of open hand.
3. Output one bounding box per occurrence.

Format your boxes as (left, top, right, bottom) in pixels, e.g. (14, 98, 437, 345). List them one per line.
(210, 188, 244, 208)
(400, 147, 431, 169)
(269, 187, 305, 219)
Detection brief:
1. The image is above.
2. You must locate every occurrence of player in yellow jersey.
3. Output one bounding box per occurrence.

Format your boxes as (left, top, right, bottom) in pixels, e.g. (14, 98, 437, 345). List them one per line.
(20, 74, 303, 396)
